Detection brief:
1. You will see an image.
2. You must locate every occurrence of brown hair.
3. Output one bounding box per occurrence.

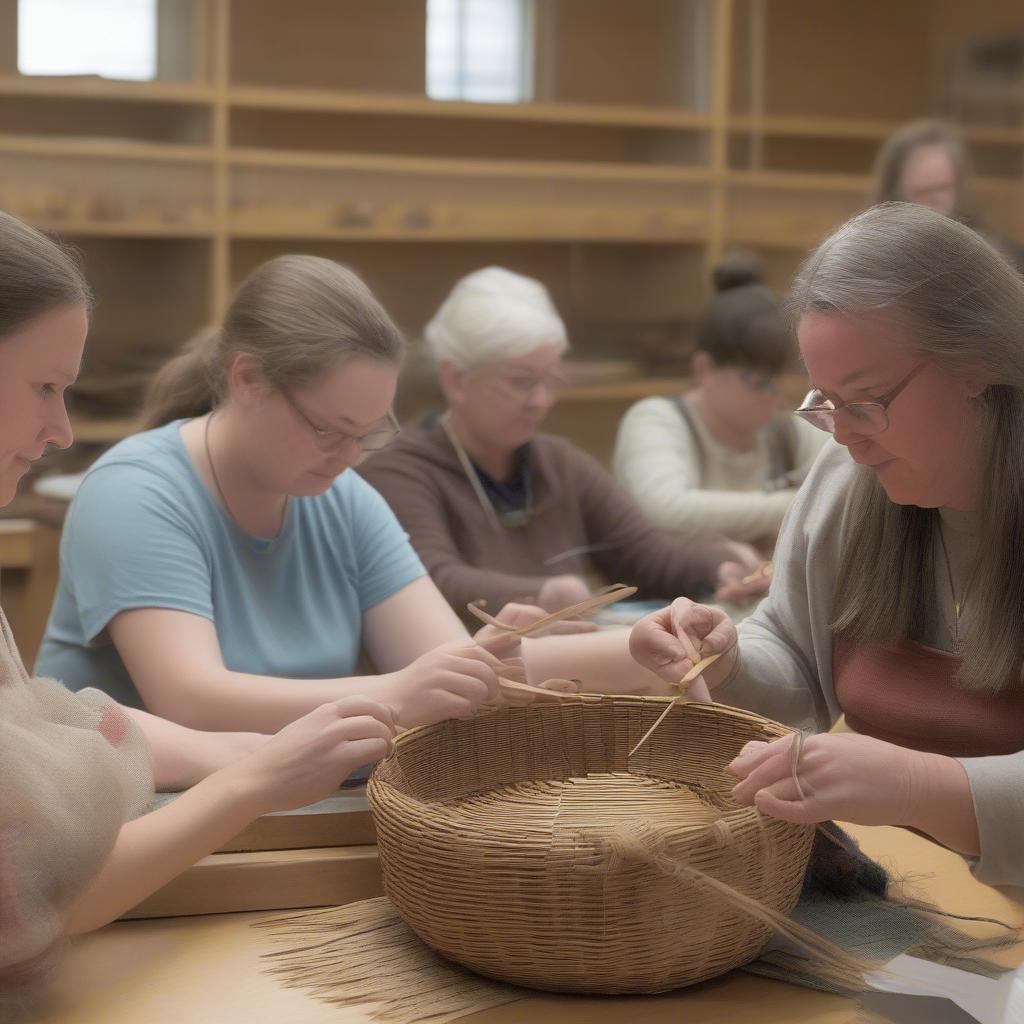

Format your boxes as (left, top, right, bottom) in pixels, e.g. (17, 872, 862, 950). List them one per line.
(871, 119, 969, 212)
(143, 255, 404, 428)
(790, 202, 1024, 691)
(0, 211, 92, 340)
(695, 251, 792, 375)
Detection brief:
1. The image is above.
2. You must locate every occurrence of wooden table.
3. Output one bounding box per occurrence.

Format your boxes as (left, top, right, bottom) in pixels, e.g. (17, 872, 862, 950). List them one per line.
(34, 824, 1024, 1024)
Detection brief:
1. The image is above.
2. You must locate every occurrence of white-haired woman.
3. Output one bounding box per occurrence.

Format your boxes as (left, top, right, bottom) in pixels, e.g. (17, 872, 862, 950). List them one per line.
(359, 266, 756, 616)
(630, 203, 1024, 888)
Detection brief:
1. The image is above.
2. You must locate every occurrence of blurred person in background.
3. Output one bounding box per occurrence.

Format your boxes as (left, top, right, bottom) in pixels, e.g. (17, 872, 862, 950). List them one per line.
(613, 252, 825, 559)
(871, 118, 1024, 270)
(359, 266, 759, 618)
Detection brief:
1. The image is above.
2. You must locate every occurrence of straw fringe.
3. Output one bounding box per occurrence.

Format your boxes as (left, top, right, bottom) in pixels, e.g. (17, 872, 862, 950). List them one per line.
(256, 898, 521, 1023)
(256, 878, 1018, 1022)
(582, 821, 878, 993)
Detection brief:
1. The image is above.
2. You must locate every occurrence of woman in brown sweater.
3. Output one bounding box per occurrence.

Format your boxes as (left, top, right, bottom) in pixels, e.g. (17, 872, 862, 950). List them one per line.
(359, 267, 757, 616)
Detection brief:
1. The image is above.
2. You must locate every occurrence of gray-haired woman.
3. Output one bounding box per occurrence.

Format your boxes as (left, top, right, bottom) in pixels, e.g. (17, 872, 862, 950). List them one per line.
(630, 202, 1024, 888)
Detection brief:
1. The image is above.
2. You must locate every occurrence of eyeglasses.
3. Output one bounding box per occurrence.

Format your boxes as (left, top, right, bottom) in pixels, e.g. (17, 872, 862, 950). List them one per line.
(796, 362, 928, 436)
(280, 387, 400, 452)
(484, 370, 568, 400)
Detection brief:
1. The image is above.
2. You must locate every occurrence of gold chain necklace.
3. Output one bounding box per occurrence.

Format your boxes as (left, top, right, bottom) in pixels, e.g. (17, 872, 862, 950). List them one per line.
(936, 521, 972, 656)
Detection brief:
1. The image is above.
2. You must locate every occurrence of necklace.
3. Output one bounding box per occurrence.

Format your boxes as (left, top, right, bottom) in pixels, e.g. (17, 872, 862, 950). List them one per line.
(203, 412, 238, 524)
(439, 413, 531, 533)
(936, 520, 972, 656)
(202, 413, 286, 548)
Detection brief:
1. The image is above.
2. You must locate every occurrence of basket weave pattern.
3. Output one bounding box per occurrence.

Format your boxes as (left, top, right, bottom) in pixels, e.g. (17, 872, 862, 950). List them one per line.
(369, 696, 815, 994)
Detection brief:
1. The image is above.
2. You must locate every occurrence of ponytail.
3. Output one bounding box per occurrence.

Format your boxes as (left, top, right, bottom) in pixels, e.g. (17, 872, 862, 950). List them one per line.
(141, 327, 223, 428)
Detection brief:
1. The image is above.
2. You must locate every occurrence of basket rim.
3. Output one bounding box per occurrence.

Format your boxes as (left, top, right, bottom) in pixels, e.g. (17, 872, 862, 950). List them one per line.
(368, 697, 802, 850)
(377, 695, 795, 757)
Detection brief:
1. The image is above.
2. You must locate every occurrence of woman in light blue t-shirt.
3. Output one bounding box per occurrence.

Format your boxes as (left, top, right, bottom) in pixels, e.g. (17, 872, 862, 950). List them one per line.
(38, 254, 655, 736)
(38, 255, 557, 734)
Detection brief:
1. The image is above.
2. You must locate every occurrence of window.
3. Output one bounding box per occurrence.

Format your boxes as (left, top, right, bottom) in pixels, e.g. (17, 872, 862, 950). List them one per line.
(18, 0, 157, 81)
(427, 0, 533, 103)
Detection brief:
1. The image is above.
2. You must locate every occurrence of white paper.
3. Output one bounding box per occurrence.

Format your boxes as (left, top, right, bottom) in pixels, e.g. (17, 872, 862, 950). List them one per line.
(865, 954, 1024, 1024)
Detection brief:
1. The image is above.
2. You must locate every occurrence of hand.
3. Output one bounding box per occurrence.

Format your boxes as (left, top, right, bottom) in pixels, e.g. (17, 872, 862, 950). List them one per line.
(225, 696, 395, 815)
(382, 639, 508, 728)
(470, 603, 594, 709)
(629, 597, 737, 687)
(476, 641, 582, 707)
(536, 575, 591, 612)
(473, 601, 600, 648)
(715, 560, 772, 604)
(727, 732, 930, 827)
(719, 541, 763, 576)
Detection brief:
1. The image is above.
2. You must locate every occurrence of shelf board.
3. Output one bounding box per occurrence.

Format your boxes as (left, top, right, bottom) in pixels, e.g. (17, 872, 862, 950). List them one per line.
(227, 85, 712, 131)
(948, 83, 1024, 104)
(556, 373, 810, 405)
(71, 416, 141, 444)
(63, 383, 696, 446)
(26, 221, 215, 240)
(725, 169, 869, 192)
(0, 134, 215, 163)
(729, 113, 1024, 147)
(725, 168, 1024, 199)
(0, 75, 215, 105)
(229, 146, 713, 185)
(729, 113, 898, 141)
(229, 224, 708, 244)
(558, 377, 689, 402)
(123, 844, 381, 919)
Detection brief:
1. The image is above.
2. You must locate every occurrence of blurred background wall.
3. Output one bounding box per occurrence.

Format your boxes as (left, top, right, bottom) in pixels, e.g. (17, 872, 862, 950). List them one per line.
(1, 0, 1022, 656)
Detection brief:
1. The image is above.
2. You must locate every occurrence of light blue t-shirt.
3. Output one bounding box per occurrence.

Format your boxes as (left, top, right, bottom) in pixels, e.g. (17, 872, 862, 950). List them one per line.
(37, 420, 426, 708)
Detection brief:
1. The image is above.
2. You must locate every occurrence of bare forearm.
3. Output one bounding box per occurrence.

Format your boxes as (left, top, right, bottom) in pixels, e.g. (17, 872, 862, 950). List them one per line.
(124, 707, 264, 790)
(524, 629, 676, 696)
(908, 753, 981, 856)
(145, 671, 396, 733)
(63, 771, 264, 935)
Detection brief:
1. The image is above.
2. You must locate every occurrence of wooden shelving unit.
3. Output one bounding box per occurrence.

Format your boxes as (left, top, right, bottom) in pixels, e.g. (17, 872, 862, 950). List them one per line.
(0, 0, 1020, 453)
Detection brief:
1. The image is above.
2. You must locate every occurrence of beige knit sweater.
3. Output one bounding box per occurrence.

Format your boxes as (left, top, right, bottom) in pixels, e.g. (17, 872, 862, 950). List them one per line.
(0, 608, 152, 1009)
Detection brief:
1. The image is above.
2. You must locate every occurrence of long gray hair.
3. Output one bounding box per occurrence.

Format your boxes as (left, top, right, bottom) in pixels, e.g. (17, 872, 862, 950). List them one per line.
(790, 202, 1024, 691)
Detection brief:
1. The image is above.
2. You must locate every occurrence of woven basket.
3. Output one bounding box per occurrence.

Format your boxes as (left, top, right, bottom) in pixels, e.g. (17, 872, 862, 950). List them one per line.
(368, 695, 816, 995)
